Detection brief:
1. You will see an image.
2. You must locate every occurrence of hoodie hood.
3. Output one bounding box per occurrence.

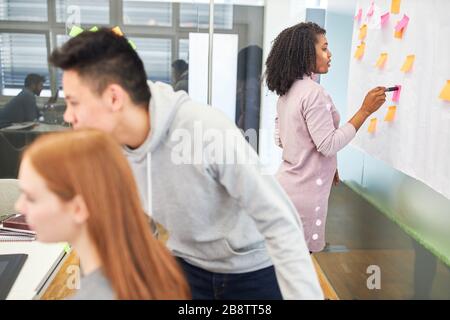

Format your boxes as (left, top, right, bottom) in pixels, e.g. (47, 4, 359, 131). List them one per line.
(123, 80, 190, 161)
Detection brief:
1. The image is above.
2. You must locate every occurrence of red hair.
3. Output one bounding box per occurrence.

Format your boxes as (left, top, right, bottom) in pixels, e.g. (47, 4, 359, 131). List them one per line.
(24, 129, 190, 299)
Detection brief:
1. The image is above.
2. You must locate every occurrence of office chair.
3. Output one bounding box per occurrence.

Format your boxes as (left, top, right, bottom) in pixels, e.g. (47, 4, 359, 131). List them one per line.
(0, 179, 20, 218)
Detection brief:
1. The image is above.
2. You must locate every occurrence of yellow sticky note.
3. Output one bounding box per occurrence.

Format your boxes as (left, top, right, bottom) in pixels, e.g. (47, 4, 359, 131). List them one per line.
(400, 55, 415, 72)
(375, 53, 388, 68)
(90, 26, 99, 32)
(63, 243, 71, 253)
(368, 118, 377, 133)
(359, 24, 367, 40)
(391, 0, 401, 14)
(354, 42, 366, 60)
(384, 106, 397, 122)
(112, 26, 124, 36)
(439, 80, 450, 101)
(69, 25, 84, 37)
(128, 40, 137, 50)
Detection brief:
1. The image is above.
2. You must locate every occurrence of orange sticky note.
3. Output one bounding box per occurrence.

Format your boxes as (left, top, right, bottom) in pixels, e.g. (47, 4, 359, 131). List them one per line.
(394, 28, 403, 39)
(391, 0, 401, 14)
(439, 80, 450, 101)
(375, 53, 388, 68)
(354, 42, 366, 60)
(368, 118, 377, 133)
(384, 106, 397, 122)
(359, 24, 368, 40)
(112, 26, 124, 36)
(400, 55, 415, 72)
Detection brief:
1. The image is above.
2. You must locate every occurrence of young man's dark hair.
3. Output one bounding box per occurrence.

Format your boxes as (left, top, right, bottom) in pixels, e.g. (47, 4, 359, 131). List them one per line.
(265, 22, 326, 96)
(24, 74, 45, 88)
(48, 28, 150, 106)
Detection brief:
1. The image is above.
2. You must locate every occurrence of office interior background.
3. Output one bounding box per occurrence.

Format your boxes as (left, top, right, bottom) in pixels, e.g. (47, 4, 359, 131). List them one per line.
(0, 0, 449, 299)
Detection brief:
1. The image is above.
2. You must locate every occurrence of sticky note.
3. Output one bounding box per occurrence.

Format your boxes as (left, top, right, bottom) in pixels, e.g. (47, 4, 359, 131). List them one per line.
(375, 53, 388, 68)
(392, 85, 402, 102)
(90, 26, 99, 32)
(400, 55, 415, 72)
(63, 243, 71, 253)
(128, 40, 137, 50)
(69, 25, 84, 37)
(355, 8, 362, 22)
(381, 12, 390, 27)
(359, 24, 368, 40)
(394, 28, 404, 39)
(395, 14, 410, 32)
(391, 0, 401, 14)
(439, 80, 450, 101)
(368, 118, 377, 133)
(367, 2, 374, 17)
(354, 42, 366, 60)
(384, 106, 397, 122)
(112, 26, 124, 36)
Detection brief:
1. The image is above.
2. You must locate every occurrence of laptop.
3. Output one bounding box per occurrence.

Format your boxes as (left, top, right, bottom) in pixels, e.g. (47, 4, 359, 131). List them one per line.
(0, 254, 28, 299)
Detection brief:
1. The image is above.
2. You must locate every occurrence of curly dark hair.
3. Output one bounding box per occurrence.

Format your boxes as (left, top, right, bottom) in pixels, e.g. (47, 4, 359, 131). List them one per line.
(265, 22, 326, 96)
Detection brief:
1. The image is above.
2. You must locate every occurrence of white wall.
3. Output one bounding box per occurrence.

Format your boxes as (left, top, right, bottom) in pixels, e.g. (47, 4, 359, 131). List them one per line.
(323, 0, 450, 264)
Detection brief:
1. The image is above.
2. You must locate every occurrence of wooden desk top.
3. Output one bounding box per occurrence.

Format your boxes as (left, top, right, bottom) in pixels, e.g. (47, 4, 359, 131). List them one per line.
(41, 250, 79, 300)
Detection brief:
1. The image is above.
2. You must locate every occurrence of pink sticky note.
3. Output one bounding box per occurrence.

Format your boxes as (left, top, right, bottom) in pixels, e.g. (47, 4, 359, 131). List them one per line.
(392, 85, 402, 102)
(395, 14, 410, 32)
(381, 12, 390, 26)
(367, 2, 374, 17)
(355, 8, 362, 22)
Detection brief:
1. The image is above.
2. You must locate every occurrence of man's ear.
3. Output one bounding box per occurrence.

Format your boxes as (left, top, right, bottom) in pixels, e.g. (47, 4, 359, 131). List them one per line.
(103, 84, 126, 113)
(70, 195, 90, 225)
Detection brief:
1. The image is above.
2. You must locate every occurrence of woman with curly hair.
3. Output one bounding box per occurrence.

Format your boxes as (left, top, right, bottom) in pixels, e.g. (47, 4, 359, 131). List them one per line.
(265, 22, 386, 253)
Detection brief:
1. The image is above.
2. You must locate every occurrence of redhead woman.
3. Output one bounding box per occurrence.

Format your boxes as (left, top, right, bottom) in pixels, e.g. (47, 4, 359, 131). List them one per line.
(15, 129, 190, 299)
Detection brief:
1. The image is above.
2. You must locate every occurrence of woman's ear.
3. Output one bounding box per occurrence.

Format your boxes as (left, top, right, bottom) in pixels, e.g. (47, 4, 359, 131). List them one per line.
(69, 194, 90, 225)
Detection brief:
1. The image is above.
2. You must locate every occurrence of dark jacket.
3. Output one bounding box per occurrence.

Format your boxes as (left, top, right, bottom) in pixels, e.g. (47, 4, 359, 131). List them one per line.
(0, 88, 39, 124)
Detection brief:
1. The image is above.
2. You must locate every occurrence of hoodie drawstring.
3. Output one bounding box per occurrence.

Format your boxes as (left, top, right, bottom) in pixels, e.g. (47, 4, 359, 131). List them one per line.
(147, 152, 152, 215)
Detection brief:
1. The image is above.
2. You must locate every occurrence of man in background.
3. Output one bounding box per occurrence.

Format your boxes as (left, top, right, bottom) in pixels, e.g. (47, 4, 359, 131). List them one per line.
(171, 59, 189, 93)
(0, 74, 45, 125)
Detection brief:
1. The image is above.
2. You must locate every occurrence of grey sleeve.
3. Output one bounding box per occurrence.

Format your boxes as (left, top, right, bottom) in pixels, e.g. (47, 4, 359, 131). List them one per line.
(207, 126, 323, 299)
(303, 89, 356, 157)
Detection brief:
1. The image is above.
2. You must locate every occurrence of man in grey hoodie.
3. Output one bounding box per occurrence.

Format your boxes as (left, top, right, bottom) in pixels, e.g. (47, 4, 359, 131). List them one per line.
(49, 29, 323, 300)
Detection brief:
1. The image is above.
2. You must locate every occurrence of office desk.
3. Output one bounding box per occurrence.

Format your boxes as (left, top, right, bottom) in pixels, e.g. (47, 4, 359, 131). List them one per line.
(41, 250, 79, 300)
(0, 242, 67, 300)
(0, 123, 69, 178)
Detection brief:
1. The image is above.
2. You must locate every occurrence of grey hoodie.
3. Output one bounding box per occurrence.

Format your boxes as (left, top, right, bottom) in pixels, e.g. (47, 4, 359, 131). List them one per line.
(123, 81, 323, 300)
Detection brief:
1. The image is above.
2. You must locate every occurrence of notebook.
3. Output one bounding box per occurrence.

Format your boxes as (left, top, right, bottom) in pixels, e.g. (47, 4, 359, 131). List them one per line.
(0, 254, 28, 299)
(0, 230, 35, 242)
(1, 214, 35, 234)
(0, 214, 35, 241)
